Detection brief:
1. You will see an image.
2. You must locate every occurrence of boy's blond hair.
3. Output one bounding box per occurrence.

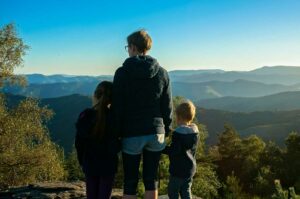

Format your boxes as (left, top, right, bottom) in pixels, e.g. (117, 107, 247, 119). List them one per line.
(127, 29, 152, 54)
(176, 100, 196, 122)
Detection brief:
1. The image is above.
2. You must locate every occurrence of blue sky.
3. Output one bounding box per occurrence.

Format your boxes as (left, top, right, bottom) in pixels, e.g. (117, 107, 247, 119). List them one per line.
(1, 0, 300, 75)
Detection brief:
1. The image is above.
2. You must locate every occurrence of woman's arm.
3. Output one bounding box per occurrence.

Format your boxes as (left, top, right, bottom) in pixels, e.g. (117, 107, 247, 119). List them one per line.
(168, 134, 183, 156)
(160, 71, 173, 136)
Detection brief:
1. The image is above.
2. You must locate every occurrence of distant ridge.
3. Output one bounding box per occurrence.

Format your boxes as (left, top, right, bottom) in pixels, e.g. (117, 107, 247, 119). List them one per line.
(198, 91, 300, 112)
(25, 73, 113, 84)
(18, 66, 300, 84)
(22, 69, 227, 81)
(172, 79, 300, 100)
(169, 69, 225, 76)
(169, 66, 300, 85)
(249, 65, 300, 75)
(4, 78, 300, 99)
(5, 66, 300, 100)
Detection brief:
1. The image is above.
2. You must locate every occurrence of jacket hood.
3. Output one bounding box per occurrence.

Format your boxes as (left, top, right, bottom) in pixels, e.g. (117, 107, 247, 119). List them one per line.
(175, 123, 199, 135)
(123, 55, 160, 79)
(174, 123, 199, 150)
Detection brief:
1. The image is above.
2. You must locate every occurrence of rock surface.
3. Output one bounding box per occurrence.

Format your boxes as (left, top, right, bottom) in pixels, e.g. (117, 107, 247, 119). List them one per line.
(0, 181, 201, 199)
(0, 181, 88, 199)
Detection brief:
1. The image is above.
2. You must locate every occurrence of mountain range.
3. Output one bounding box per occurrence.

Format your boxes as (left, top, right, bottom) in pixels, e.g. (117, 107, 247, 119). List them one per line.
(3, 66, 300, 153)
(5, 91, 300, 153)
(169, 66, 300, 85)
(4, 66, 300, 100)
(13, 66, 300, 85)
(3, 79, 300, 100)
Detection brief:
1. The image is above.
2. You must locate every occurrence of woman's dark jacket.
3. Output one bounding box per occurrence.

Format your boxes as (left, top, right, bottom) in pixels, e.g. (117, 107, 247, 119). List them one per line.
(75, 107, 120, 176)
(112, 55, 173, 138)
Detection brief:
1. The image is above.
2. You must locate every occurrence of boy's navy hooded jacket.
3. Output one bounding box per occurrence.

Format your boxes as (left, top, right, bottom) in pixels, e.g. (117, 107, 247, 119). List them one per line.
(112, 55, 172, 137)
(75, 107, 120, 177)
(163, 123, 199, 179)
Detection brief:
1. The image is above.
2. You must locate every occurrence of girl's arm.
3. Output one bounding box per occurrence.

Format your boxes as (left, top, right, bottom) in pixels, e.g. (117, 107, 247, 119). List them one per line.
(74, 109, 92, 166)
(75, 133, 84, 166)
(112, 67, 126, 137)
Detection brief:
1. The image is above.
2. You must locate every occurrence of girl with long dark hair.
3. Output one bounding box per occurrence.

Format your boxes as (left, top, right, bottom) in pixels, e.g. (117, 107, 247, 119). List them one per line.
(75, 81, 120, 199)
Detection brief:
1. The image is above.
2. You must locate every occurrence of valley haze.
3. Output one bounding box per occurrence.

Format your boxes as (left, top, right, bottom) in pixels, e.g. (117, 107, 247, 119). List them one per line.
(4, 65, 300, 153)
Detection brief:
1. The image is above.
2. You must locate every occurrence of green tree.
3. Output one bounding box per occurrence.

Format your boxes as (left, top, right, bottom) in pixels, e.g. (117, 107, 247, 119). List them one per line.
(283, 132, 300, 191)
(64, 147, 85, 181)
(254, 165, 275, 196)
(272, 180, 300, 199)
(192, 122, 220, 198)
(213, 124, 243, 181)
(0, 24, 28, 87)
(272, 180, 289, 199)
(0, 24, 65, 188)
(240, 135, 265, 192)
(192, 163, 221, 199)
(255, 142, 284, 196)
(256, 133, 300, 194)
(223, 173, 245, 199)
(0, 97, 66, 187)
(211, 125, 271, 197)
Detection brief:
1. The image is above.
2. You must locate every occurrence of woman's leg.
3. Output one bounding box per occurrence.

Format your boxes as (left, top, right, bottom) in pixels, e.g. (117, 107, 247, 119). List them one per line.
(143, 149, 161, 199)
(86, 175, 100, 199)
(179, 178, 193, 199)
(168, 176, 181, 199)
(122, 152, 142, 199)
(98, 176, 114, 199)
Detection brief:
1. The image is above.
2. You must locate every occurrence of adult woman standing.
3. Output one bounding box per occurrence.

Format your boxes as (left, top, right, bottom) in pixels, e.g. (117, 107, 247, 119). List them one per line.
(112, 30, 172, 199)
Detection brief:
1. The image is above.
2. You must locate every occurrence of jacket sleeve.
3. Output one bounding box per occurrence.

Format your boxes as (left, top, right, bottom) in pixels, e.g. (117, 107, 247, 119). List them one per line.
(75, 133, 84, 166)
(167, 134, 183, 156)
(112, 67, 126, 137)
(74, 109, 92, 166)
(74, 112, 86, 166)
(160, 71, 173, 136)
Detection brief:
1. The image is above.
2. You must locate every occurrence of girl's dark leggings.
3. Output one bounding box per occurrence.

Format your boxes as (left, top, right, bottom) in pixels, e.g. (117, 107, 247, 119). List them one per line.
(122, 149, 161, 195)
(85, 175, 114, 199)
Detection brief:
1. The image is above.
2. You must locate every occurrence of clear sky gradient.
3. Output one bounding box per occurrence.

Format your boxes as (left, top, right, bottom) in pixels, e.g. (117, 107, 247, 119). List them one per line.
(1, 0, 300, 75)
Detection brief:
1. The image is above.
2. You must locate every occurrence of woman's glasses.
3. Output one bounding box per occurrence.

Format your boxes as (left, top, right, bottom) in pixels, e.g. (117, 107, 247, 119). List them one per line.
(125, 45, 128, 51)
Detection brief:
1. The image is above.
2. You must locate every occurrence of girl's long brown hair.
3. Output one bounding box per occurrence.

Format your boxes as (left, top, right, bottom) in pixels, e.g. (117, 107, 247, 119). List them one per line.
(92, 81, 113, 138)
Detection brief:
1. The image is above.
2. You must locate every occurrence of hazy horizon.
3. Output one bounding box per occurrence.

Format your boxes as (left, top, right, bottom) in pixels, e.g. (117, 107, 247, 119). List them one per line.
(14, 65, 300, 76)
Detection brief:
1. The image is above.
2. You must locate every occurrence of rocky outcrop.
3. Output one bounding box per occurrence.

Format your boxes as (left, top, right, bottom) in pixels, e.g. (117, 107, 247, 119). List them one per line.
(0, 181, 122, 199)
(0, 181, 201, 199)
(0, 181, 88, 199)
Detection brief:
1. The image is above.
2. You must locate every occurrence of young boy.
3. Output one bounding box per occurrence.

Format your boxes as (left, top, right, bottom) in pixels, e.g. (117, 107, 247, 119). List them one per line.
(163, 100, 199, 199)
